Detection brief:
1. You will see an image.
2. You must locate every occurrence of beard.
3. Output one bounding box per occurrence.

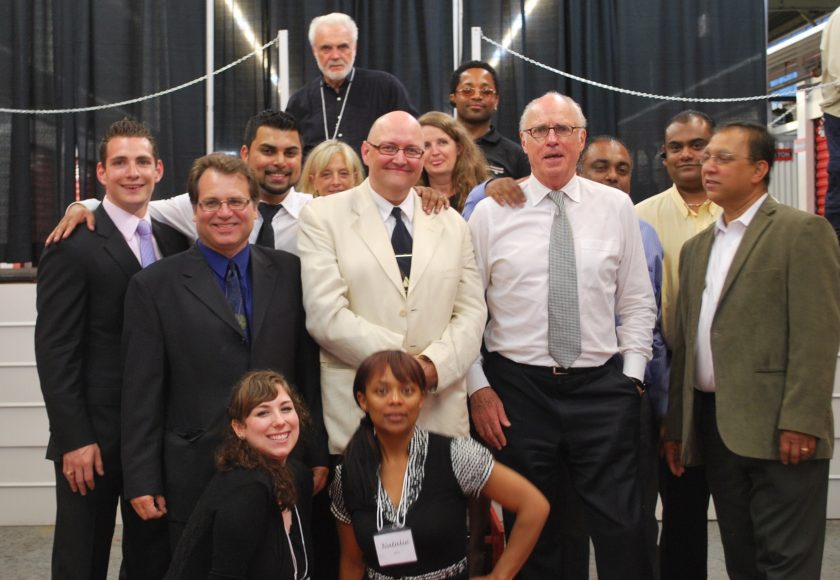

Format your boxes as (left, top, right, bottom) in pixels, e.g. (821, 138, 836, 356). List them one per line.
(318, 55, 356, 85)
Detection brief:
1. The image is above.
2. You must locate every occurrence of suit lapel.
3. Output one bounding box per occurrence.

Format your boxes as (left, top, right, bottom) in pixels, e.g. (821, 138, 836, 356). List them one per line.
(408, 194, 443, 293)
(249, 247, 277, 344)
(350, 183, 406, 296)
(181, 246, 245, 336)
(96, 206, 142, 279)
(717, 197, 775, 307)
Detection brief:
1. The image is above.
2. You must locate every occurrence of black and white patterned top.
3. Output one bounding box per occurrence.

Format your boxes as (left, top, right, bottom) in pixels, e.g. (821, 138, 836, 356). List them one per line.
(330, 428, 494, 579)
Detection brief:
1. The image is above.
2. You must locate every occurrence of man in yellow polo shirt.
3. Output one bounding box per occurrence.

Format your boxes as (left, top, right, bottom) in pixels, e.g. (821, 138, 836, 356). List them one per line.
(635, 110, 720, 580)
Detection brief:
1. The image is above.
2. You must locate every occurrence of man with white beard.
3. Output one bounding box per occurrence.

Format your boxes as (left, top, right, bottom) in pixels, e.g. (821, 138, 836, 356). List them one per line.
(286, 12, 417, 157)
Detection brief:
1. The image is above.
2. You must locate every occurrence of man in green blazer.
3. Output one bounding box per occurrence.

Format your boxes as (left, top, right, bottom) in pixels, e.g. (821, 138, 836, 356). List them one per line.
(665, 121, 840, 580)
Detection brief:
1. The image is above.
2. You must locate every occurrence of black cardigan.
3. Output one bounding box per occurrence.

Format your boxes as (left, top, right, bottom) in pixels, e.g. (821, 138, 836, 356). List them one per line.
(165, 460, 312, 580)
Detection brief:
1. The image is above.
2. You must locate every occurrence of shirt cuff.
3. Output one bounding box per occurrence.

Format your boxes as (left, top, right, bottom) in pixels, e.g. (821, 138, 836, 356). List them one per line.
(622, 353, 647, 383)
(466, 357, 489, 396)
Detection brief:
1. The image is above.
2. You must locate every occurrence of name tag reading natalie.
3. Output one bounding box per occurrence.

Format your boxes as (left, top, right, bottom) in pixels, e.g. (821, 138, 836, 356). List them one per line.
(373, 526, 418, 567)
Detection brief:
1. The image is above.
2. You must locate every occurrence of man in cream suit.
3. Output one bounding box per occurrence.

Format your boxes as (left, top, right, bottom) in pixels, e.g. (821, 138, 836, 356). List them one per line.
(298, 111, 487, 454)
(665, 122, 840, 579)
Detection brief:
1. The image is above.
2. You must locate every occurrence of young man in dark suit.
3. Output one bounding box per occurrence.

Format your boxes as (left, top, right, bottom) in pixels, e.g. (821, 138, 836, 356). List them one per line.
(120, 153, 325, 550)
(35, 118, 189, 579)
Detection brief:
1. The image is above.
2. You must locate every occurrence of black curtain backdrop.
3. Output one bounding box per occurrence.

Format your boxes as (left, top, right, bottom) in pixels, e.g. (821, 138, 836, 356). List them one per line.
(463, 0, 766, 201)
(0, 0, 205, 263)
(0, 0, 766, 263)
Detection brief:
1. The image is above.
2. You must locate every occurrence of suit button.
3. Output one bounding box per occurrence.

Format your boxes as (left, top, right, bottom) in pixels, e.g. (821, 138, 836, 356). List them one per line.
(399, 309, 407, 317)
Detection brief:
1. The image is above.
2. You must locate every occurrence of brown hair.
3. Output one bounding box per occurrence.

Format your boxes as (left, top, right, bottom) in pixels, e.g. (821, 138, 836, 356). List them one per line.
(215, 370, 310, 509)
(98, 117, 158, 165)
(417, 111, 489, 212)
(186, 152, 259, 205)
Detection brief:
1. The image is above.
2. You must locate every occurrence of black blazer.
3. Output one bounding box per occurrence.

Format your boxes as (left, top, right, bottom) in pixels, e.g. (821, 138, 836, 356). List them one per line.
(120, 244, 325, 523)
(35, 205, 189, 461)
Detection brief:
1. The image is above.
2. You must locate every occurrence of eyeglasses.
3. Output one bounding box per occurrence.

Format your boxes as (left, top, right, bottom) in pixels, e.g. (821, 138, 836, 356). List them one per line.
(454, 87, 497, 97)
(366, 142, 425, 159)
(196, 197, 252, 212)
(523, 124, 584, 141)
(700, 152, 753, 166)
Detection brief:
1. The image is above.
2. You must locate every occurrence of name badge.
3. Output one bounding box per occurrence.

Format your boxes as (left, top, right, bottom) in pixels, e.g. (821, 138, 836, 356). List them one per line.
(373, 527, 418, 567)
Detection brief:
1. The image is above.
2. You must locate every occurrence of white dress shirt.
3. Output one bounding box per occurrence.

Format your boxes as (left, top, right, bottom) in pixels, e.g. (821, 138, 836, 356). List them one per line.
(695, 193, 768, 392)
(79, 188, 313, 255)
(467, 175, 656, 394)
(369, 186, 415, 236)
(101, 196, 160, 264)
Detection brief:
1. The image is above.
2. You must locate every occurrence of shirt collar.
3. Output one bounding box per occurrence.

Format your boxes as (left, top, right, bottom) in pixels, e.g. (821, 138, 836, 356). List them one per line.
(476, 125, 502, 145)
(260, 188, 312, 220)
(524, 174, 581, 207)
(667, 184, 718, 218)
(714, 193, 768, 234)
(196, 239, 251, 279)
(102, 196, 150, 242)
(369, 185, 415, 224)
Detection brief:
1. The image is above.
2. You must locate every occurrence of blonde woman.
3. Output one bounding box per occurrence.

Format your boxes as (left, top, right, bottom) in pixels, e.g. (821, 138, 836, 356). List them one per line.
(298, 139, 364, 197)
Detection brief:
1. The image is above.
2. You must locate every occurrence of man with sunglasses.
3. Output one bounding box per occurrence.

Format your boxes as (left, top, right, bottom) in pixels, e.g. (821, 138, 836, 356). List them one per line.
(298, 110, 487, 456)
(665, 122, 840, 580)
(468, 92, 656, 579)
(450, 60, 530, 179)
(120, 153, 322, 553)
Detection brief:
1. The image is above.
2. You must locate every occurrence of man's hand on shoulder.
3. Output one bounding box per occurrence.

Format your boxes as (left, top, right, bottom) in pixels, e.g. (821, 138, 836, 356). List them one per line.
(415, 186, 450, 214)
(486, 177, 527, 208)
(45, 203, 96, 246)
(469, 387, 511, 450)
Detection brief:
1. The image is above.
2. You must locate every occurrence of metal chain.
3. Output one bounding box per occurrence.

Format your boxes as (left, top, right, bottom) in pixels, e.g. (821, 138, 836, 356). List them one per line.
(0, 36, 279, 115)
(482, 33, 840, 104)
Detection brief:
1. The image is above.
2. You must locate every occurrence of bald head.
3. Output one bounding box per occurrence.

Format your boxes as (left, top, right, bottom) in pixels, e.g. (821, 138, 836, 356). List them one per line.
(367, 111, 423, 143)
(362, 111, 425, 203)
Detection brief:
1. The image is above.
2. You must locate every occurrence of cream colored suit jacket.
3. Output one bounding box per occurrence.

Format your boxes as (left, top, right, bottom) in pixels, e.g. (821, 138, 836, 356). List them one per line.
(298, 179, 487, 453)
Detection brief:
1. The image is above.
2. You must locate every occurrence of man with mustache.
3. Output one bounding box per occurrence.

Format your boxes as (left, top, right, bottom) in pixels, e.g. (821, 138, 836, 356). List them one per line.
(665, 121, 840, 580)
(449, 60, 530, 179)
(286, 12, 418, 158)
(635, 110, 721, 580)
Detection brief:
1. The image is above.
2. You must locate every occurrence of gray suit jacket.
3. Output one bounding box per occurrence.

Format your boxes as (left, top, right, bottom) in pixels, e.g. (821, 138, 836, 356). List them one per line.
(667, 196, 840, 463)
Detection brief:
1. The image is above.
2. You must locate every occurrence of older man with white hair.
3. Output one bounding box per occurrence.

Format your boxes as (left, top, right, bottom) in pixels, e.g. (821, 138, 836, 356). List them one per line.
(468, 92, 656, 579)
(286, 12, 417, 157)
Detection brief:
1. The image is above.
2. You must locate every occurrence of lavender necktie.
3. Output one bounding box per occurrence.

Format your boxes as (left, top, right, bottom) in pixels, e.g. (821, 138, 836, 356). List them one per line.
(136, 220, 157, 268)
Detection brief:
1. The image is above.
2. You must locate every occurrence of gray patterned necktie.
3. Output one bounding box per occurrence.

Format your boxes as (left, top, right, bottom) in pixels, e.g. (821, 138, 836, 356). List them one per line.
(547, 190, 581, 367)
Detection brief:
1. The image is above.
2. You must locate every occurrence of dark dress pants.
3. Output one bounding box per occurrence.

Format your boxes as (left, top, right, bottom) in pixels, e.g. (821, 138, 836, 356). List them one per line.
(658, 463, 709, 580)
(484, 353, 652, 580)
(638, 389, 660, 580)
(51, 408, 169, 579)
(697, 391, 829, 580)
